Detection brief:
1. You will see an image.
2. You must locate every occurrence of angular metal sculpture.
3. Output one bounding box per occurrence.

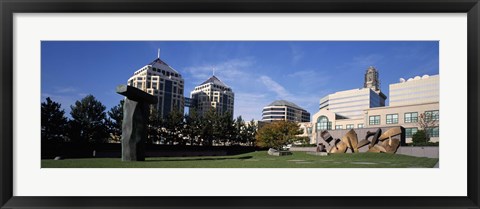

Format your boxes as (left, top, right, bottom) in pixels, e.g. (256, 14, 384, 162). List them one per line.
(322, 127, 402, 154)
(366, 128, 382, 149)
(342, 129, 359, 153)
(329, 138, 347, 153)
(116, 85, 157, 161)
(366, 128, 402, 153)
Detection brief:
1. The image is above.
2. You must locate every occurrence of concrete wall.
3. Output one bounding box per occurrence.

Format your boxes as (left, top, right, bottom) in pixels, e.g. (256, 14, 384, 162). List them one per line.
(396, 146, 439, 158)
(289, 147, 316, 152)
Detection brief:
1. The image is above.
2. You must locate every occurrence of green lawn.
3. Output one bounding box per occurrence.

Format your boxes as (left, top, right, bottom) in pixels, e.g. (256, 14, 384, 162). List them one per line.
(42, 151, 438, 168)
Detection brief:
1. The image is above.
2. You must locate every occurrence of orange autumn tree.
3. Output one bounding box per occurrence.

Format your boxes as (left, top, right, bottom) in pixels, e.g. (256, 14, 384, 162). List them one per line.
(255, 120, 303, 150)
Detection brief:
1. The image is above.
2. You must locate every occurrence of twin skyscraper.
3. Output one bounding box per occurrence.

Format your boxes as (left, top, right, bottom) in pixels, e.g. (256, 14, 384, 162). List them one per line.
(127, 52, 234, 119)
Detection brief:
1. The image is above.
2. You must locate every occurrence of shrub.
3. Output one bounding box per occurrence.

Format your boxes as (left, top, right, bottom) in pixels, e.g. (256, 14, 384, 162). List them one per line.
(411, 130, 438, 146)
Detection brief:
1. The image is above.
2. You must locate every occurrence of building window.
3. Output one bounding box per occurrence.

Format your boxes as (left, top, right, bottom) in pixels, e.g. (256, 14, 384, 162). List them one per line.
(427, 127, 439, 137)
(369, 115, 380, 125)
(405, 112, 418, 123)
(358, 124, 364, 128)
(316, 116, 331, 131)
(425, 110, 439, 121)
(386, 114, 398, 124)
(405, 128, 418, 138)
(346, 124, 354, 129)
(335, 125, 343, 130)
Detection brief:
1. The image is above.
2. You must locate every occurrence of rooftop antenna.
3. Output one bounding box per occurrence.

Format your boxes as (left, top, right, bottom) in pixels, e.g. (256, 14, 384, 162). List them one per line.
(213, 67, 215, 76)
(157, 48, 160, 59)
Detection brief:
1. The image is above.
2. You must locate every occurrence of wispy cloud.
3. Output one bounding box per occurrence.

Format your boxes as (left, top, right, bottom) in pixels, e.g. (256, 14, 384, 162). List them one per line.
(42, 86, 89, 113)
(42, 93, 77, 112)
(290, 45, 304, 64)
(351, 54, 383, 67)
(406, 58, 439, 77)
(184, 58, 255, 84)
(288, 70, 332, 88)
(234, 92, 270, 121)
(258, 76, 290, 98)
(54, 86, 77, 94)
(257, 75, 330, 117)
(337, 54, 384, 71)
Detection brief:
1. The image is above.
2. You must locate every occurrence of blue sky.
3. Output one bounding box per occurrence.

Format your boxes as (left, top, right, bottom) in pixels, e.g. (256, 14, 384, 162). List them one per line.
(41, 41, 439, 121)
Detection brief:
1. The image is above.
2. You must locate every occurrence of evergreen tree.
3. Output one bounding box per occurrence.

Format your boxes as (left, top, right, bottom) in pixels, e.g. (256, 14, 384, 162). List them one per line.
(200, 108, 217, 146)
(68, 95, 108, 144)
(246, 119, 258, 146)
(233, 116, 246, 145)
(163, 108, 184, 145)
(106, 100, 124, 143)
(41, 97, 68, 142)
(218, 111, 235, 145)
(183, 109, 201, 145)
(148, 107, 163, 144)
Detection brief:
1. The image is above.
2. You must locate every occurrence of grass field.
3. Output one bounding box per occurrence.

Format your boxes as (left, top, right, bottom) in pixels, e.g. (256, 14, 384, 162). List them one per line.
(42, 151, 438, 168)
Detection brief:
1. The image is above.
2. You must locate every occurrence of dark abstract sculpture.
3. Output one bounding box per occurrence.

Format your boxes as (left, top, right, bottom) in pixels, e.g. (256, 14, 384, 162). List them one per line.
(320, 127, 402, 154)
(116, 85, 157, 161)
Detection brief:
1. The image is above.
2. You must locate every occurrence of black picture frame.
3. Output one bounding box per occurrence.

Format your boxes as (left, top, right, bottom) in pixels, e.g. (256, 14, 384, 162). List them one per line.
(1, 0, 479, 208)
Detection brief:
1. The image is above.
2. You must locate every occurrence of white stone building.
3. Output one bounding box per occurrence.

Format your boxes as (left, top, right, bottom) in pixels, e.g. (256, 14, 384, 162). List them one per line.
(301, 72, 440, 144)
(262, 100, 310, 123)
(389, 74, 439, 106)
(319, 66, 387, 119)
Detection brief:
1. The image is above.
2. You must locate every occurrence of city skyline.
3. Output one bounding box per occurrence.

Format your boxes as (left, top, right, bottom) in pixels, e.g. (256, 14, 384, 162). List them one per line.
(41, 41, 439, 121)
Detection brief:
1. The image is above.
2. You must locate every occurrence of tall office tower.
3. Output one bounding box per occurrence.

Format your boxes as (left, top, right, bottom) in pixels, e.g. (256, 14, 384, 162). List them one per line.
(127, 52, 185, 118)
(319, 66, 387, 119)
(190, 75, 234, 117)
(389, 74, 439, 106)
(262, 100, 310, 123)
(364, 66, 381, 92)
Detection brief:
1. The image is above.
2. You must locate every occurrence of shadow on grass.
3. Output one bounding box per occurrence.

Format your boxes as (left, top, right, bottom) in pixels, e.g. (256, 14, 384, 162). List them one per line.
(146, 156, 253, 162)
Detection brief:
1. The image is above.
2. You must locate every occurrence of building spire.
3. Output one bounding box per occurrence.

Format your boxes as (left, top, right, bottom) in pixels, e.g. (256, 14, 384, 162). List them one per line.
(213, 67, 215, 76)
(157, 48, 160, 58)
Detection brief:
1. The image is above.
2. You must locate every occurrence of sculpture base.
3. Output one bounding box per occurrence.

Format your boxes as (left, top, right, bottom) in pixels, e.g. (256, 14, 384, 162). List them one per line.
(268, 148, 292, 156)
(306, 152, 329, 156)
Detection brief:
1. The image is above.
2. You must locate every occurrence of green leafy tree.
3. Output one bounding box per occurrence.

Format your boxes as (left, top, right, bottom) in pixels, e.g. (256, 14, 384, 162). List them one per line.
(106, 100, 124, 143)
(68, 95, 108, 144)
(255, 120, 302, 150)
(41, 97, 68, 142)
